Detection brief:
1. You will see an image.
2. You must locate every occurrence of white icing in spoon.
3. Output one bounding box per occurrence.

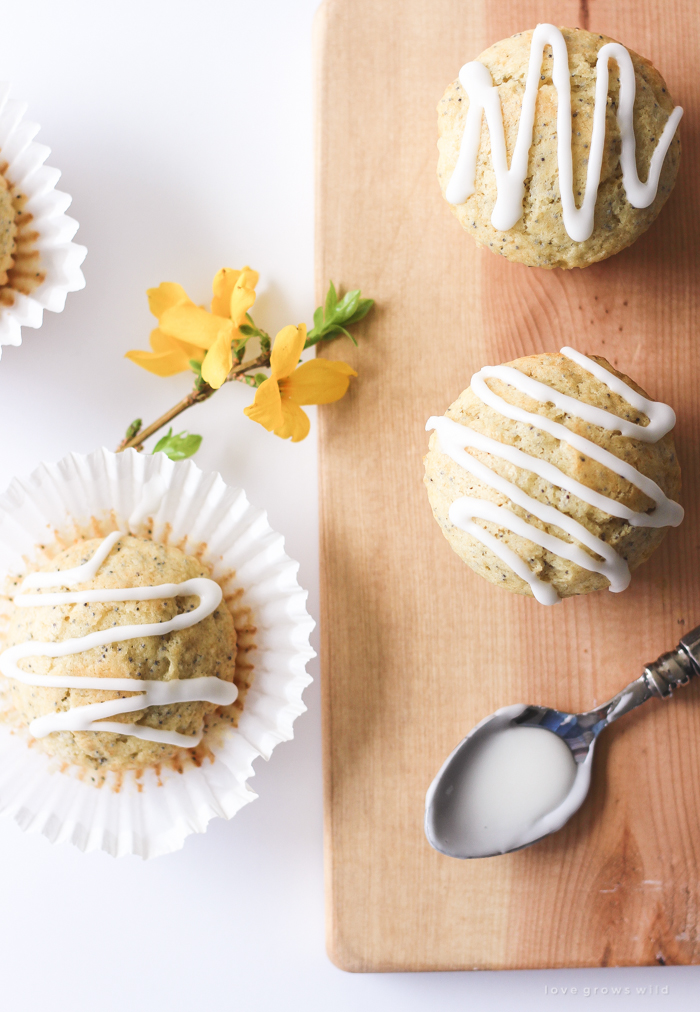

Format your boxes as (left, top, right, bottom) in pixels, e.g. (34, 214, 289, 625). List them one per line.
(426, 349, 683, 605)
(445, 23, 683, 241)
(0, 533, 237, 748)
(427, 721, 578, 858)
(425, 703, 595, 858)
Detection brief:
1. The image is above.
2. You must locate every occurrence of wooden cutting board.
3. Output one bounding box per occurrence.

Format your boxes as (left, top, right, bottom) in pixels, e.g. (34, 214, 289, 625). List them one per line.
(315, 0, 700, 972)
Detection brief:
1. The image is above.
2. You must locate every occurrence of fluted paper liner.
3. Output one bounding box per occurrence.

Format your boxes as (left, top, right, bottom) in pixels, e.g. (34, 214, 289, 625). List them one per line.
(0, 448, 315, 857)
(0, 82, 86, 353)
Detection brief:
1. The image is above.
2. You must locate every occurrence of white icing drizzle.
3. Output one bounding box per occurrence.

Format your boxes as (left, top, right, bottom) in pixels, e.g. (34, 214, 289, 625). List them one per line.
(426, 349, 683, 605)
(0, 533, 237, 747)
(445, 23, 683, 242)
(21, 530, 125, 590)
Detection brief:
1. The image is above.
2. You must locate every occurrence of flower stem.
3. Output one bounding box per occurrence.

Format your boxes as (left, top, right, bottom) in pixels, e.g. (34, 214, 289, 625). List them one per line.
(117, 352, 270, 452)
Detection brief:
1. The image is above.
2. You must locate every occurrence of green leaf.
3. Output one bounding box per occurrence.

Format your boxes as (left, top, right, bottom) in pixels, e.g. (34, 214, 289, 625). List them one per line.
(241, 317, 272, 344)
(304, 325, 348, 349)
(305, 283, 373, 349)
(334, 288, 360, 320)
(243, 371, 269, 388)
(345, 297, 374, 326)
(324, 280, 337, 320)
(332, 324, 356, 344)
(153, 428, 203, 461)
(189, 358, 202, 377)
(125, 418, 142, 441)
(233, 335, 251, 363)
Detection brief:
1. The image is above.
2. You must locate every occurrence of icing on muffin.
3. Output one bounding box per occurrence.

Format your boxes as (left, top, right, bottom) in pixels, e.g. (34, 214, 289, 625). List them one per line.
(0, 534, 238, 771)
(437, 25, 682, 268)
(424, 349, 683, 603)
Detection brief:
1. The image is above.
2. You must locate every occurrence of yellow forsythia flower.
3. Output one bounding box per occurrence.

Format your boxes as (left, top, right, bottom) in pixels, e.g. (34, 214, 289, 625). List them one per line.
(126, 268, 259, 389)
(244, 323, 356, 442)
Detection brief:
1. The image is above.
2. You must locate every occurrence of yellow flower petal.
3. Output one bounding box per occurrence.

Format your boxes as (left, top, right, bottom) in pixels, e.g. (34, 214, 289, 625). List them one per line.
(243, 376, 284, 431)
(275, 400, 311, 442)
(148, 327, 175, 354)
(210, 269, 242, 317)
(281, 359, 357, 405)
(125, 349, 191, 377)
(210, 266, 259, 321)
(160, 305, 233, 350)
(201, 327, 234, 389)
(148, 327, 203, 361)
(270, 323, 307, 379)
(229, 270, 258, 327)
(147, 282, 194, 320)
(241, 267, 260, 289)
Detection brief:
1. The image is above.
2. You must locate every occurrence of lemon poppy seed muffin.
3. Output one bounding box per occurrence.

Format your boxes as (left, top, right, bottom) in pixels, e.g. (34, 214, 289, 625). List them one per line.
(437, 26, 681, 268)
(424, 350, 682, 603)
(4, 535, 237, 772)
(0, 176, 17, 285)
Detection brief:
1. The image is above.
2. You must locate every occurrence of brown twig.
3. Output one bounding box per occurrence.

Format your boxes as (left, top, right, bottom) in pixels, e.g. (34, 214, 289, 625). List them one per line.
(117, 352, 270, 452)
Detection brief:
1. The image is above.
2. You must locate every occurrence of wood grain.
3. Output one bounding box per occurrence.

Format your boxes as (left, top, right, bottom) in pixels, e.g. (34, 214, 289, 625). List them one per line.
(315, 0, 700, 972)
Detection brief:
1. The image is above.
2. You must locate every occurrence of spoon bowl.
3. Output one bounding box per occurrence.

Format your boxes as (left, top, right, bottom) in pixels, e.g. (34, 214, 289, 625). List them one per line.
(426, 626, 700, 859)
(425, 704, 595, 858)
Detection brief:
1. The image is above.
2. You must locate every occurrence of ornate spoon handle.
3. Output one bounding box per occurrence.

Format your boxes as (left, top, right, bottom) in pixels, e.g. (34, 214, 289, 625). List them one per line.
(644, 624, 700, 697)
(585, 624, 700, 740)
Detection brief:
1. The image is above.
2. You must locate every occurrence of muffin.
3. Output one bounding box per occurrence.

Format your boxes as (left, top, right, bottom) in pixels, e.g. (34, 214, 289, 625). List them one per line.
(0, 85, 86, 354)
(0, 448, 314, 857)
(0, 176, 17, 286)
(0, 170, 47, 302)
(424, 348, 683, 604)
(2, 534, 238, 772)
(437, 25, 682, 268)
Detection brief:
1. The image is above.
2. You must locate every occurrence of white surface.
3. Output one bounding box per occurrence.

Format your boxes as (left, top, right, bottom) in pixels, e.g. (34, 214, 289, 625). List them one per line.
(0, 2, 696, 1009)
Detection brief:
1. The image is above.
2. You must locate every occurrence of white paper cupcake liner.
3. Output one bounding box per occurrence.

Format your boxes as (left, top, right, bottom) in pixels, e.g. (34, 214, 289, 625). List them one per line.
(0, 447, 315, 857)
(0, 82, 86, 353)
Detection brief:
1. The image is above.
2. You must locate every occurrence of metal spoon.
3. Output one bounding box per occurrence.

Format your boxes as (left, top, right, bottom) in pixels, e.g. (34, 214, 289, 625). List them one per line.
(425, 624, 700, 859)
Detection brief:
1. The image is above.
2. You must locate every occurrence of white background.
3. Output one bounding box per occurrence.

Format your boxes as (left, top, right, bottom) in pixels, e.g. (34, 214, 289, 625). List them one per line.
(0, 2, 697, 1009)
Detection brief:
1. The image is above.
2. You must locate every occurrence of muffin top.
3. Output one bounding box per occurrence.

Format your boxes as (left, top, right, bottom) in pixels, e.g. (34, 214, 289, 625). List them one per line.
(2, 534, 237, 771)
(424, 350, 682, 602)
(437, 25, 681, 268)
